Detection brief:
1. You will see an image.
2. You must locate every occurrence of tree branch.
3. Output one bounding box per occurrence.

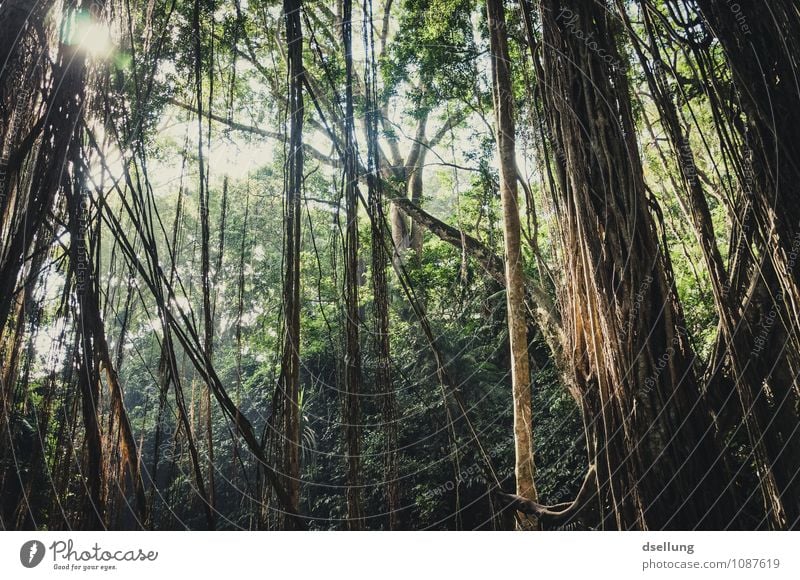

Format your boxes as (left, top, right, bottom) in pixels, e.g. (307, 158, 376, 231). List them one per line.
(167, 98, 337, 167)
(495, 464, 597, 525)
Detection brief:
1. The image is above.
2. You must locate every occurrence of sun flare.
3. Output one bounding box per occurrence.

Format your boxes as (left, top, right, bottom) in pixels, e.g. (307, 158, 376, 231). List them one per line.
(76, 22, 113, 58)
(63, 10, 114, 59)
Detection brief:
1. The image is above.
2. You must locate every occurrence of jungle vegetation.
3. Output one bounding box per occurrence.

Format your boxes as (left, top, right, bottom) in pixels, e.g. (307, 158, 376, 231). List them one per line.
(1, 0, 799, 530)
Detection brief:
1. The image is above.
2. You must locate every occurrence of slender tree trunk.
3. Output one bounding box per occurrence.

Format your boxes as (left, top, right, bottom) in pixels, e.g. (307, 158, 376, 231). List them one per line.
(362, 0, 399, 529)
(193, 0, 216, 522)
(71, 191, 107, 530)
(486, 0, 538, 530)
(407, 115, 428, 258)
(280, 0, 305, 526)
(341, 0, 364, 530)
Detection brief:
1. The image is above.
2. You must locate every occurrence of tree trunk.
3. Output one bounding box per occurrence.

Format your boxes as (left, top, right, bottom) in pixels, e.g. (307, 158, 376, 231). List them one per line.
(486, 0, 539, 529)
(362, 0, 399, 529)
(280, 0, 305, 526)
(341, 0, 364, 529)
(693, 0, 800, 528)
(193, 0, 216, 525)
(537, 0, 732, 529)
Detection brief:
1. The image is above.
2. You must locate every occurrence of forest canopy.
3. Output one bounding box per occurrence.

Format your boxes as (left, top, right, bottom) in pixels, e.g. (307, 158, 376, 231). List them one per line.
(1, 0, 799, 531)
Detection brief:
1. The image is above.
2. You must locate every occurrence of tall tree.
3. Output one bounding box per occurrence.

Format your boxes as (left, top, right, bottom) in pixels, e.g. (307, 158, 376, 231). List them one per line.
(341, 0, 364, 529)
(363, 0, 399, 529)
(486, 0, 538, 529)
(279, 0, 306, 525)
(692, 0, 800, 527)
(536, 0, 730, 529)
(193, 0, 216, 526)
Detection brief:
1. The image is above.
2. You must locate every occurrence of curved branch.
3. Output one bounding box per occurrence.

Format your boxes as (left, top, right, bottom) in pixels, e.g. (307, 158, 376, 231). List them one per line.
(495, 464, 597, 525)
